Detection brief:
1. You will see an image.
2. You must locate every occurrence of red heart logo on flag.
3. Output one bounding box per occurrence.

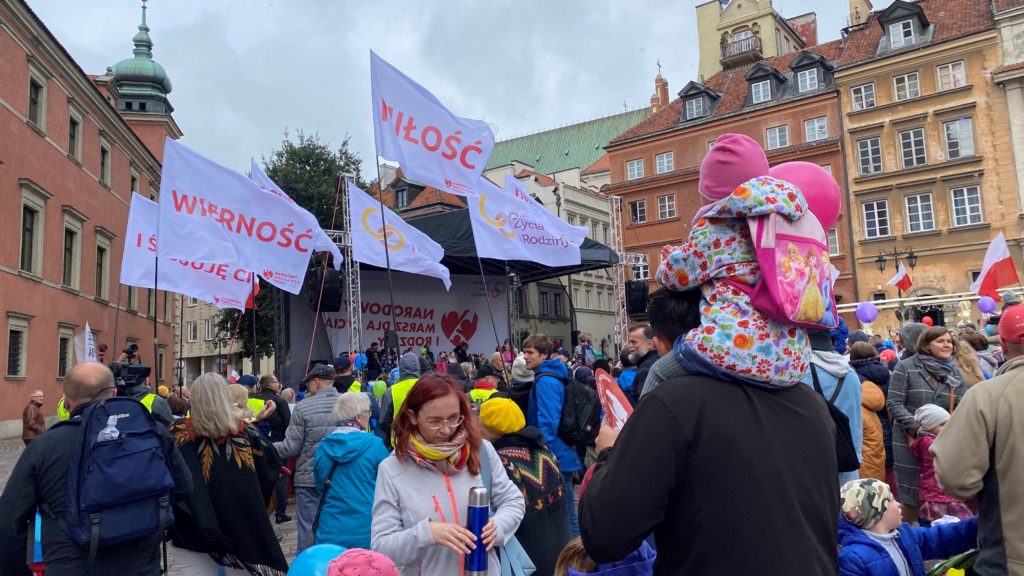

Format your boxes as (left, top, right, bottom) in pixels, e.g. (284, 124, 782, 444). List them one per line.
(441, 310, 479, 347)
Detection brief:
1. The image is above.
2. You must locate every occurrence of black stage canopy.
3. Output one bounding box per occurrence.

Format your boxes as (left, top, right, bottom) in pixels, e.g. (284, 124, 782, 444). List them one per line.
(357, 208, 619, 284)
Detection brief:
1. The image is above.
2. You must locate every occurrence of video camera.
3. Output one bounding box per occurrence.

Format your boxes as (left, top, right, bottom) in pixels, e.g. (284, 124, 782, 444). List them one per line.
(109, 343, 151, 393)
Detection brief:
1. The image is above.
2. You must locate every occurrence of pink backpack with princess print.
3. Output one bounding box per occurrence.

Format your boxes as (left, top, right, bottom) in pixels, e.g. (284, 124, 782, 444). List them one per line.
(745, 209, 839, 329)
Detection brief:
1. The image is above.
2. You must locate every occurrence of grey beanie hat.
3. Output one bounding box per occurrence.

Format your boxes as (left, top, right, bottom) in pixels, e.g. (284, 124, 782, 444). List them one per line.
(398, 352, 421, 379)
(510, 356, 534, 383)
(899, 322, 927, 353)
(914, 404, 950, 432)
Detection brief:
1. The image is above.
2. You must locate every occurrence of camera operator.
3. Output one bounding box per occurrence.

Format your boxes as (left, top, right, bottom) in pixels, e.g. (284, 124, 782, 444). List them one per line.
(117, 345, 173, 427)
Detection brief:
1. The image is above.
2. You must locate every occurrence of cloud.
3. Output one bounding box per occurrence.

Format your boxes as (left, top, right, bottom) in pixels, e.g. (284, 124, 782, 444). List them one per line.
(26, 0, 890, 175)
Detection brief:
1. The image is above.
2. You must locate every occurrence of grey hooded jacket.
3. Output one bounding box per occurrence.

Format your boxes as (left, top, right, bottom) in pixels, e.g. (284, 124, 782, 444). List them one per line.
(274, 386, 340, 487)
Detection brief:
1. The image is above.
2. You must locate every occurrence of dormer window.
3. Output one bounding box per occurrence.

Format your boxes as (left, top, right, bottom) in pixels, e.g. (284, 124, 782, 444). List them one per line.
(396, 188, 408, 208)
(797, 69, 818, 92)
(751, 80, 771, 103)
(685, 97, 705, 120)
(889, 20, 915, 48)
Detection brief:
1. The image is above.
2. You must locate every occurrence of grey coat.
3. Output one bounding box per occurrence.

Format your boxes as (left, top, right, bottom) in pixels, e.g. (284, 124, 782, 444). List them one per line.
(274, 387, 340, 487)
(887, 354, 965, 507)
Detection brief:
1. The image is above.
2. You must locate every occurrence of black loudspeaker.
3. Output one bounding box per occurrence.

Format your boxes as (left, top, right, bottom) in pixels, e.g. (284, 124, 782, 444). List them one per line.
(571, 330, 581, 348)
(625, 280, 649, 315)
(307, 267, 343, 312)
(383, 330, 399, 350)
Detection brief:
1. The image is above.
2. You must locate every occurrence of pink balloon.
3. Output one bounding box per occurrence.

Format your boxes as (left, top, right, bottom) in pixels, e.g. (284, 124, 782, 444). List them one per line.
(769, 161, 842, 229)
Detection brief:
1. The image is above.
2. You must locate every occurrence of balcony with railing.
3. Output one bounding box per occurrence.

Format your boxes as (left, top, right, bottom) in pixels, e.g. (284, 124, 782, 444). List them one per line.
(721, 35, 762, 66)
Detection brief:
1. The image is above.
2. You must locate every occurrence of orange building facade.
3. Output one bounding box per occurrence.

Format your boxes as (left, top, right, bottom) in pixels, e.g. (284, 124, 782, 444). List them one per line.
(0, 0, 179, 431)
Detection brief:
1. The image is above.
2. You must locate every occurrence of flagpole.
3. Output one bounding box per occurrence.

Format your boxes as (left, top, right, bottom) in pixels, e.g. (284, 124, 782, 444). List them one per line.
(251, 278, 258, 375)
(372, 159, 401, 350)
(152, 258, 159, 378)
(305, 173, 344, 372)
(474, 252, 504, 376)
(112, 283, 123, 362)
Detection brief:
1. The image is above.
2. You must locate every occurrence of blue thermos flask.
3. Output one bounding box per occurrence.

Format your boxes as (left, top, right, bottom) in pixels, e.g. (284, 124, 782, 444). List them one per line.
(466, 486, 490, 575)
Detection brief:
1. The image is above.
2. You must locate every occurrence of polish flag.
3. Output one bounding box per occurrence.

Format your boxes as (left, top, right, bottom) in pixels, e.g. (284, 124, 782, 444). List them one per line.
(229, 370, 240, 383)
(245, 281, 260, 310)
(887, 263, 913, 292)
(970, 232, 1020, 299)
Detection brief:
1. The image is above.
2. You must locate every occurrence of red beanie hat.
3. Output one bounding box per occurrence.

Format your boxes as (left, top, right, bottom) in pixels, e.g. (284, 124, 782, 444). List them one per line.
(699, 133, 769, 201)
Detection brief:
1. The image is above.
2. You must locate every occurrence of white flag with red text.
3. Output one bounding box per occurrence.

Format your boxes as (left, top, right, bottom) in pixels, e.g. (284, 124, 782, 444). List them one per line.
(970, 232, 1020, 299)
(156, 138, 335, 294)
(348, 182, 451, 289)
(122, 193, 255, 310)
(469, 176, 588, 267)
(249, 159, 342, 270)
(370, 51, 493, 197)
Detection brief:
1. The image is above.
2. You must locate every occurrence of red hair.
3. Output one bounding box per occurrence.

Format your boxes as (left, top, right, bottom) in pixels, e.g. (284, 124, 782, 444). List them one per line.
(393, 374, 482, 475)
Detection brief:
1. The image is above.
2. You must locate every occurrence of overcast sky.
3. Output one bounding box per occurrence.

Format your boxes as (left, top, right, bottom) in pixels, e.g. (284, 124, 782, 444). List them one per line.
(28, 0, 896, 176)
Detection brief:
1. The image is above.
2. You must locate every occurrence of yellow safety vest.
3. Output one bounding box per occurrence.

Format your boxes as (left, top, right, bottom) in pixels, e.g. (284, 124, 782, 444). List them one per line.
(346, 380, 362, 394)
(388, 377, 418, 443)
(247, 397, 266, 417)
(469, 388, 497, 404)
(138, 393, 157, 413)
(57, 397, 70, 421)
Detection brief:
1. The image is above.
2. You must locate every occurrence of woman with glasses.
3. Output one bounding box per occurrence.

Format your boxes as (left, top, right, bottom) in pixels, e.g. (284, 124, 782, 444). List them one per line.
(311, 392, 389, 549)
(372, 374, 525, 575)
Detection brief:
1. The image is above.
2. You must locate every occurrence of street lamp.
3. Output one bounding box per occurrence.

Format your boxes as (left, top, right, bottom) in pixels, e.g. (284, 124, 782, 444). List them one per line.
(875, 246, 917, 320)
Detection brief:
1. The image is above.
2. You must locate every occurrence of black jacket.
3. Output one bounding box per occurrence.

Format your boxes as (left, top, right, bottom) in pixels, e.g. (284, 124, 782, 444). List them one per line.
(254, 389, 291, 440)
(579, 375, 838, 575)
(633, 350, 660, 399)
(0, 403, 192, 576)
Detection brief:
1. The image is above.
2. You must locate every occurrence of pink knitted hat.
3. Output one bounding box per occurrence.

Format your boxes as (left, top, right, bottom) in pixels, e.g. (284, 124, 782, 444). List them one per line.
(327, 549, 400, 576)
(699, 133, 769, 201)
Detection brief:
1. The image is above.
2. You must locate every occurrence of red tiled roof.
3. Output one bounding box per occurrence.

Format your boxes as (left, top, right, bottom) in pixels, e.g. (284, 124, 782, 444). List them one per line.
(407, 187, 466, 210)
(996, 61, 1024, 75)
(993, 0, 1024, 13)
(611, 40, 842, 145)
(514, 169, 557, 187)
(837, 0, 994, 68)
(581, 155, 610, 175)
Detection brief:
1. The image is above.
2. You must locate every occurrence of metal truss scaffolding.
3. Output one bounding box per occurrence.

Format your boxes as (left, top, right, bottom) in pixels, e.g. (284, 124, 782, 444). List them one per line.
(325, 174, 361, 355)
(607, 194, 648, 350)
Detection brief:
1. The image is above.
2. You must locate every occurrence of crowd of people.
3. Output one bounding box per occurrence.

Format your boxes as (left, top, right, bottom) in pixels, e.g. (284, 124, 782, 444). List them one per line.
(0, 134, 1022, 575)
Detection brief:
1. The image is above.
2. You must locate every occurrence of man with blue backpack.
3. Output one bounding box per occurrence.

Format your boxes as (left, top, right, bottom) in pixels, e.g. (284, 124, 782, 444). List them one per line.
(0, 362, 192, 576)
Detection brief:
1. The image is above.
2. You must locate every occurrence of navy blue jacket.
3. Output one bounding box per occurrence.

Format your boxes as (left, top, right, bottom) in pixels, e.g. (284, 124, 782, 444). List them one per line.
(837, 515, 977, 576)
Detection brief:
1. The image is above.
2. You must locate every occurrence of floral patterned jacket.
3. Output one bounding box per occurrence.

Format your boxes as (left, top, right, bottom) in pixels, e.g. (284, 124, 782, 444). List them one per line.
(655, 176, 811, 385)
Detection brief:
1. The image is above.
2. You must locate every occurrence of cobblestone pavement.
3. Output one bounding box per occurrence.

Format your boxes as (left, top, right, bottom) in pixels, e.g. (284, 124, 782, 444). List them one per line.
(0, 436, 300, 574)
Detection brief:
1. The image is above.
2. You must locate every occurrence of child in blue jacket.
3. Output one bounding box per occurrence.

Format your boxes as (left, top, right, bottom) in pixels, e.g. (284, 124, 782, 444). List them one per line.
(838, 478, 977, 576)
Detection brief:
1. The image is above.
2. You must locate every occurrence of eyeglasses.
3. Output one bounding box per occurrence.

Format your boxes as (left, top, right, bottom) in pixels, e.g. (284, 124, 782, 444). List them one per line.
(422, 415, 465, 431)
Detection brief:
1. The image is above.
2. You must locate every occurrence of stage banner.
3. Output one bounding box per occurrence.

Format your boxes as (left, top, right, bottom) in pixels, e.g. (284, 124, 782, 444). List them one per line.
(249, 159, 342, 271)
(469, 176, 588, 267)
(157, 138, 334, 294)
(348, 181, 452, 289)
(121, 193, 255, 310)
(370, 51, 493, 196)
(322, 271, 508, 356)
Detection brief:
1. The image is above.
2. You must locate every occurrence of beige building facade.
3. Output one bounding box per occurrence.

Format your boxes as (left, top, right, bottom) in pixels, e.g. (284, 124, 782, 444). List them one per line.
(695, 0, 812, 80)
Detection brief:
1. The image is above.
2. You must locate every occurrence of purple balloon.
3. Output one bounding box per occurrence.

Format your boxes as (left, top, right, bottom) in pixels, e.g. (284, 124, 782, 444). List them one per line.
(978, 296, 997, 314)
(855, 301, 879, 324)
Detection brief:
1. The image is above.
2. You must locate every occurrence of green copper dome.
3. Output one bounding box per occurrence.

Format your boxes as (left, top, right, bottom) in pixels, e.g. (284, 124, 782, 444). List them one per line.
(112, 1, 172, 101)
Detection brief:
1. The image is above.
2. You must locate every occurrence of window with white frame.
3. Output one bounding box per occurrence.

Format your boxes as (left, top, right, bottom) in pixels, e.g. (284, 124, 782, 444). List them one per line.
(68, 110, 82, 161)
(951, 186, 983, 227)
(553, 293, 563, 318)
(130, 169, 139, 195)
(395, 188, 408, 208)
(655, 152, 674, 174)
(797, 69, 819, 92)
(900, 128, 927, 168)
(99, 140, 111, 186)
(804, 117, 828, 142)
(187, 297, 199, 307)
(905, 193, 935, 233)
(126, 287, 137, 311)
(629, 200, 647, 224)
(157, 348, 166, 381)
(602, 224, 608, 244)
(187, 321, 197, 342)
(633, 262, 649, 280)
(766, 125, 789, 150)
(566, 214, 575, 226)
(20, 182, 49, 276)
(539, 292, 550, 316)
(7, 315, 30, 377)
(944, 118, 975, 160)
(596, 292, 602, 311)
(894, 72, 921, 101)
(889, 20, 915, 48)
(626, 159, 644, 180)
(164, 292, 172, 322)
(851, 83, 876, 111)
(58, 325, 74, 379)
(827, 228, 841, 256)
(657, 194, 676, 219)
(95, 235, 111, 300)
(62, 209, 85, 289)
(585, 290, 592, 309)
(863, 200, 890, 238)
(821, 164, 833, 175)
(751, 80, 771, 104)
(573, 289, 580, 307)
(937, 61, 966, 91)
(27, 66, 47, 129)
(205, 319, 215, 340)
(685, 98, 704, 120)
(858, 137, 882, 175)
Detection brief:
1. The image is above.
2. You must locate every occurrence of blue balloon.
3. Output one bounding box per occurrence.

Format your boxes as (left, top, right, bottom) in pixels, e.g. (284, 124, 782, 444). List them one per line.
(354, 353, 368, 371)
(288, 544, 346, 576)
